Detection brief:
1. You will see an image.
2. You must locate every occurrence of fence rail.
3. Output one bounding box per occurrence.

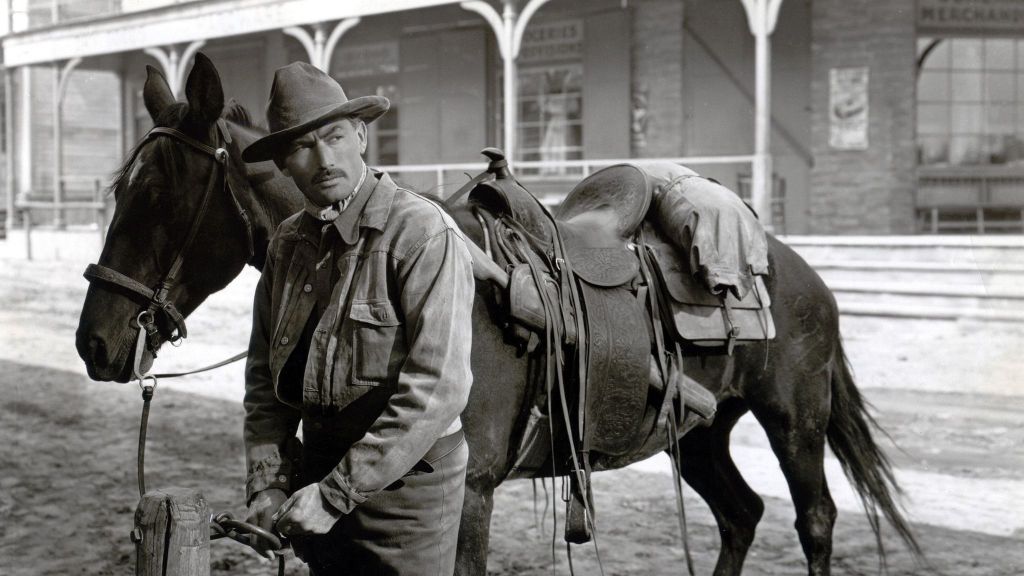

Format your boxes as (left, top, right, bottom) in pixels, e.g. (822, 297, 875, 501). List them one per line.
(7, 155, 761, 258)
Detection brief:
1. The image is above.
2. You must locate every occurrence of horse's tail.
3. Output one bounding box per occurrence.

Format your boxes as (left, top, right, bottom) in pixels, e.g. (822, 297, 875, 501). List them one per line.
(827, 338, 924, 564)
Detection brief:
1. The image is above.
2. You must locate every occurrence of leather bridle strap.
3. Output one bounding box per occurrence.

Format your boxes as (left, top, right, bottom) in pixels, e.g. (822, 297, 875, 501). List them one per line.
(84, 123, 232, 346)
(83, 262, 188, 336)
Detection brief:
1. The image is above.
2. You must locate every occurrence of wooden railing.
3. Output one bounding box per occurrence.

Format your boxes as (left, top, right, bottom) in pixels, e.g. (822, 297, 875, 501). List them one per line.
(917, 167, 1024, 234)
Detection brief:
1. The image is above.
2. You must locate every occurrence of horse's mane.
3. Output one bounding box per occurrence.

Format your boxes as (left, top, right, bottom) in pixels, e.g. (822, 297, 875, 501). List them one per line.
(224, 99, 260, 130)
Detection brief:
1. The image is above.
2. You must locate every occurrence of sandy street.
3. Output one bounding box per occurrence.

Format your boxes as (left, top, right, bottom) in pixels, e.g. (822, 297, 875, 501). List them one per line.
(1, 255, 1022, 575)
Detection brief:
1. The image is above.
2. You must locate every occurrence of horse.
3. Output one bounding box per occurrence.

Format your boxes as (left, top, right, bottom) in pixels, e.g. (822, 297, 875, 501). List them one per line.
(75, 54, 920, 576)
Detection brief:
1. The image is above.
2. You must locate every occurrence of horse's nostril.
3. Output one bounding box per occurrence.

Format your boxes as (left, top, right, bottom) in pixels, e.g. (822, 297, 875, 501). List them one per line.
(91, 337, 107, 361)
(80, 334, 109, 367)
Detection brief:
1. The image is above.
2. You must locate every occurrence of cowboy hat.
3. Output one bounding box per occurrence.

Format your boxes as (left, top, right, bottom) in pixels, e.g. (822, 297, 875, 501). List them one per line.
(242, 61, 389, 163)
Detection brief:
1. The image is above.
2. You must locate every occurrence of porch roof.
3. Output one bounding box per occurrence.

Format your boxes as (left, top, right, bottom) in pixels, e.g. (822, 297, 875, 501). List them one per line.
(2, 0, 462, 67)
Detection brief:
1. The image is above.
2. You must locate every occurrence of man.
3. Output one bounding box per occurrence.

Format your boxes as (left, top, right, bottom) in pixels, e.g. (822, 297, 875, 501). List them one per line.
(240, 61, 475, 575)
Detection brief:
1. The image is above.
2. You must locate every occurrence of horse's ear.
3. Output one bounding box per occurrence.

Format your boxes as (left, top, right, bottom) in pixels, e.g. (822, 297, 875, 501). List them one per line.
(143, 65, 176, 122)
(184, 52, 224, 126)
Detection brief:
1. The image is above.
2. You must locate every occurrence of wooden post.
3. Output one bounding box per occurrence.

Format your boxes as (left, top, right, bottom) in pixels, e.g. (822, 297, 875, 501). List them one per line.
(134, 488, 210, 576)
(23, 207, 32, 260)
(4, 68, 14, 235)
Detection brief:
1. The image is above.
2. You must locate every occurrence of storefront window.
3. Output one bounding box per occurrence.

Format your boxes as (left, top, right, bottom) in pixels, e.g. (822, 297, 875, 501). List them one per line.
(917, 37, 1024, 167)
(517, 65, 583, 172)
(500, 19, 585, 175)
(331, 41, 400, 166)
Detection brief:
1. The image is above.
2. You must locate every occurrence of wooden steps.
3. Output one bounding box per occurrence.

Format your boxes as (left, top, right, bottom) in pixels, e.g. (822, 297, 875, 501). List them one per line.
(781, 235, 1024, 322)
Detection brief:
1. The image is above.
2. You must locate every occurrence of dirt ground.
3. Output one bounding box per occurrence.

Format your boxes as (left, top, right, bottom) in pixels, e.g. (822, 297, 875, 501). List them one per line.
(1, 258, 1023, 575)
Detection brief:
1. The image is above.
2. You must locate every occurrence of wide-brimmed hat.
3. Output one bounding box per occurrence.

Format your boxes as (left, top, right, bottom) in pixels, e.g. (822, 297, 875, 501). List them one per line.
(242, 62, 389, 163)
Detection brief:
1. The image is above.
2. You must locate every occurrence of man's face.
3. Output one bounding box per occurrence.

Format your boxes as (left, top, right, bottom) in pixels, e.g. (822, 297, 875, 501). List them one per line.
(280, 118, 367, 206)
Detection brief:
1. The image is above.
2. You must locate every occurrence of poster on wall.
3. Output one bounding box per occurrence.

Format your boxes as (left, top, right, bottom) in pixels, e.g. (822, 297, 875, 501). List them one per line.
(829, 67, 869, 150)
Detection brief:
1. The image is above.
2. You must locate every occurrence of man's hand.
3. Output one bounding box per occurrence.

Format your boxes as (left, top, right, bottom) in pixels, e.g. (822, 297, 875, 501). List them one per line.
(272, 483, 342, 536)
(245, 488, 288, 561)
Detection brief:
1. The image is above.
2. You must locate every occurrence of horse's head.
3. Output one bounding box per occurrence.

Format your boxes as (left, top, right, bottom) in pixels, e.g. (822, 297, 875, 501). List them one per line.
(76, 53, 256, 382)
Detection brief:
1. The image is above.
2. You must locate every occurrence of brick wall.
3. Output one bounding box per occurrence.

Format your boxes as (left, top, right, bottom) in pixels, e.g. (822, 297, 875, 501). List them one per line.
(630, 0, 685, 158)
(810, 0, 917, 234)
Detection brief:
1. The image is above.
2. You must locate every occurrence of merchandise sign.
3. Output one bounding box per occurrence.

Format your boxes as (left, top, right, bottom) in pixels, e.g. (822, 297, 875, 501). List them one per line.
(519, 19, 584, 64)
(918, 0, 1024, 35)
(829, 67, 869, 151)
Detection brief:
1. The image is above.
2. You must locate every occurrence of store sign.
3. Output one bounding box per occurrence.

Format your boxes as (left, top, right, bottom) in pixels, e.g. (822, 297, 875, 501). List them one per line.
(519, 20, 584, 64)
(334, 41, 399, 79)
(918, 0, 1024, 35)
(829, 67, 869, 150)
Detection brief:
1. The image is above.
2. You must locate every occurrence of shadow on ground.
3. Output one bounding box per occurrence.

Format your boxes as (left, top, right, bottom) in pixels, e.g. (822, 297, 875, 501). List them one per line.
(1, 359, 1022, 576)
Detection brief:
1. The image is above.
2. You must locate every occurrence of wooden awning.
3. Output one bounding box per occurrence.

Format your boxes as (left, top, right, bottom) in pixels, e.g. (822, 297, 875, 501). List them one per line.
(2, 0, 461, 67)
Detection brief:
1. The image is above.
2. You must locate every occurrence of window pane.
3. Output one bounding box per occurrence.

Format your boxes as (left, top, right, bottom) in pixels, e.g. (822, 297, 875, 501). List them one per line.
(952, 104, 984, 133)
(952, 39, 983, 69)
(521, 99, 541, 123)
(519, 71, 542, 94)
(918, 135, 949, 165)
(986, 73, 1015, 102)
(1005, 135, 1024, 165)
(951, 72, 982, 101)
(918, 71, 949, 101)
(988, 104, 1016, 135)
(519, 126, 541, 149)
(984, 39, 1015, 70)
(986, 134, 1012, 164)
(918, 103, 949, 134)
(950, 135, 983, 164)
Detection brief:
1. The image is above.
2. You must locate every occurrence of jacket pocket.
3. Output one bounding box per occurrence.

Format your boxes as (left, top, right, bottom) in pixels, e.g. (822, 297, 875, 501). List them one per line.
(348, 299, 402, 385)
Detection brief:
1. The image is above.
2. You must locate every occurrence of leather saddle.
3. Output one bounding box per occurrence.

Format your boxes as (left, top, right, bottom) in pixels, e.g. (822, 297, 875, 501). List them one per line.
(466, 151, 750, 544)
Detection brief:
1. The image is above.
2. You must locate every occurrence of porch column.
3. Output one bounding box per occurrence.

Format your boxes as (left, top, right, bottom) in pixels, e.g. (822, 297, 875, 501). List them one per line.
(4, 67, 14, 233)
(144, 40, 206, 98)
(283, 18, 361, 72)
(52, 56, 81, 229)
(462, 0, 550, 163)
(740, 0, 783, 228)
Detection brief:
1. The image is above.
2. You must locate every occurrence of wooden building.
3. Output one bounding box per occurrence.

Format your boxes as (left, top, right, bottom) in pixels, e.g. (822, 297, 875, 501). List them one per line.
(2, 0, 1022, 235)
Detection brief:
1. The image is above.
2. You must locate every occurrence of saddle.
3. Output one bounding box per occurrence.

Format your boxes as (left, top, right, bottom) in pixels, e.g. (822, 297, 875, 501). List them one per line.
(465, 150, 771, 543)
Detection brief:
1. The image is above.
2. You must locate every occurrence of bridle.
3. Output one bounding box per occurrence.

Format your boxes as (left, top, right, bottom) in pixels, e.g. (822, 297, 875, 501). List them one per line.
(83, 119, 255, 381)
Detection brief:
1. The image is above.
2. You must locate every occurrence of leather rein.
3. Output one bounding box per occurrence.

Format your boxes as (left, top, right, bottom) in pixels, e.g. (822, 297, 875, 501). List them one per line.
(83, 120, 254, 382)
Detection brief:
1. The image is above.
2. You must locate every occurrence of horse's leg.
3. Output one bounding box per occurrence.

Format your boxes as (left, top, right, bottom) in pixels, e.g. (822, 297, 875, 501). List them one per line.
(748, 364, 837, 576)
(454, 479, 496, 576)
(674, 398, 764, 576)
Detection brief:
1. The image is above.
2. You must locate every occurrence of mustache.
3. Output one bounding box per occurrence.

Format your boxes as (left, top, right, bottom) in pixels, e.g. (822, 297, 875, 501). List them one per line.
(313, 168, 346, 184)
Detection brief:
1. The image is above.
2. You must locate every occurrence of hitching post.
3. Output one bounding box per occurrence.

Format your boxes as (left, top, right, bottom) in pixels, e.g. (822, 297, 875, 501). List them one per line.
(134, 488, 210, 576)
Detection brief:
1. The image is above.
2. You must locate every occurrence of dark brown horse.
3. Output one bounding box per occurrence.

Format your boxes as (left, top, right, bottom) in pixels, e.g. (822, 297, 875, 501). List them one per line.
(76, 54, 920, 576)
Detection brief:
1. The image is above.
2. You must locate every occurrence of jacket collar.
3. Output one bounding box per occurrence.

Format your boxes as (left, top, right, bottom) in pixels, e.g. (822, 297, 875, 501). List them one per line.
(294, 169, 397, 245)
(337, 169, 395, 244)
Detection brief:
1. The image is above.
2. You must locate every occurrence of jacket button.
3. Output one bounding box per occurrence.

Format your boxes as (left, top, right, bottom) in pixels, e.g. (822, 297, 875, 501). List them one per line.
(303, 284, 313, 293)
(280, 336, 289, 345)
